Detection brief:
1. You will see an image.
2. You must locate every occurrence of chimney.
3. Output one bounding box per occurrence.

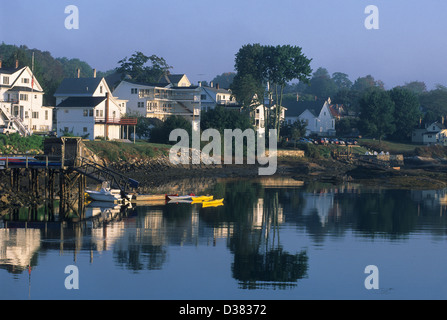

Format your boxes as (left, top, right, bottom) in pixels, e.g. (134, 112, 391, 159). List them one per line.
(93, 69, 97, 78)
(0, 60, 2, 69)
(15, 59, 19, 69)
(198, 81, 202, 87)
(77, 68, 80, 78)
(210, 82, 213, 88)
(216, 83, 219, 89)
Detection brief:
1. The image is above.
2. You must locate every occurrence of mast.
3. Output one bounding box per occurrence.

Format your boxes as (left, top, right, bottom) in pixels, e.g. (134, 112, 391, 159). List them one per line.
(29, 52, 34, 136)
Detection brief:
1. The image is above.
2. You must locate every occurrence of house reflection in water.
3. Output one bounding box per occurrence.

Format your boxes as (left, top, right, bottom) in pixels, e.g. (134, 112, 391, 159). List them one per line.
(0, 228, 41, 274)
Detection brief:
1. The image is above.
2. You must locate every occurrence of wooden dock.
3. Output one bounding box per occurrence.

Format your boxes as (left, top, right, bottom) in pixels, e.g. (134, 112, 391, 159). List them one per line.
(0, 137, 139, 221)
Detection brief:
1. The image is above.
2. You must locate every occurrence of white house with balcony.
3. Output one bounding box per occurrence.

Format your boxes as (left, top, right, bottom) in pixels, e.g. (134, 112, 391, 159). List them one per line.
(200, 83, 235, 111)
(0, 60, 53, 136)
(112, 75, 201, 122)
(54, 75, 132, 140)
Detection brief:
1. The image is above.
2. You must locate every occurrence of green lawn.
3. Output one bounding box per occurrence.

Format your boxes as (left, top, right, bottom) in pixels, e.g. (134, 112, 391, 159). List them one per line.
(358, 139, 419, 155)
(84, 140, 171, 162)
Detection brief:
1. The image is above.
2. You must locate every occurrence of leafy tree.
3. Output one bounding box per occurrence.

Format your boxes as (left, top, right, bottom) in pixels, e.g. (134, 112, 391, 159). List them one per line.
(336, 117, 359, 136)
(231, 73, 264, 109)
(389, 87, 422, 141)
(200, 106, 252, 133)
(149, 115, 192, 144)
(210, 72, 236, 89)
(359, 89, 395, 141)
(352, 75, 384, 92)
(304, 67, 338, 100)
(399, 81, 427, 96)
(117, 51, 172, 83)
(232, 44, 312, 141)
(419, 89, 447, 123)
(263, 45, 312, 139)
(332, 72, 353, 90)
(282, 119, 307, 147)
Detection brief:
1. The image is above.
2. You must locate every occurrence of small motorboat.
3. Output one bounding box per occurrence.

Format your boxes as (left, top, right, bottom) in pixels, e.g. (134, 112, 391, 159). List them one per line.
(191, 195, 214, 202)
(202, 199, 224, 208)
(168, 194, 195, 201)
(168, 199, 193, 204)
(86, 182, 132, 203)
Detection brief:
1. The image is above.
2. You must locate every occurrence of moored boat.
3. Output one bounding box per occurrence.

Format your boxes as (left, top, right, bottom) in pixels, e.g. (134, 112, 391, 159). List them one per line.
(86, 182, 132, 203)
(202, 199, 224, 208)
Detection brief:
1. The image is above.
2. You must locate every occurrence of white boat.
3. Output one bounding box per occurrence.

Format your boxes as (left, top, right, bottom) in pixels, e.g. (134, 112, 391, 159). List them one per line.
(168, 195, 193, 201)
(168, 199, 192, 204)
(86, 182, 132, 203)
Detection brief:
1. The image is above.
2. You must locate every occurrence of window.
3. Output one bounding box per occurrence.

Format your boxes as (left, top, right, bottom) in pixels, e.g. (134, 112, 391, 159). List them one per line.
(100, 86, 103, 94)
(32, 112, 39, 119)
(83, 127, 88, 133)
(64, 127, 69, 132)
(19, 94, 28, 101)
(3, 76, 9, 85)
(22, 78, 30, 84)
(25, 111, 29, 119)
(45, 110, 48, 120)
(65, 110, 69, 114)
(83, 109, 89, 117)
(138, 102, 144, 108)
(131, 88, 138, 94)
(89, 109, 93, 117)
(201, 94, 206, 100)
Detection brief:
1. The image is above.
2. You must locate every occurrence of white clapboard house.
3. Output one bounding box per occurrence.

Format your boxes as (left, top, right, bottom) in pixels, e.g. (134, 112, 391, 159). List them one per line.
(0, 60, 53, 136)
(284, 98, 337, 136)
(54, 72, 133, 140)
(112, 74, 201, 121)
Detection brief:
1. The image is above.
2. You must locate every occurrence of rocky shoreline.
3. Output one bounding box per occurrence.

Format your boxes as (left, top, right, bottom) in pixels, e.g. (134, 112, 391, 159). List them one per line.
(1, 153, 446, 213)
(109, 154, 447, 192)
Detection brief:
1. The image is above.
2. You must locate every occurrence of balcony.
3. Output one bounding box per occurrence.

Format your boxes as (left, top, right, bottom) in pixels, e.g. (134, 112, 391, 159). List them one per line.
(94, 117, 138, 125)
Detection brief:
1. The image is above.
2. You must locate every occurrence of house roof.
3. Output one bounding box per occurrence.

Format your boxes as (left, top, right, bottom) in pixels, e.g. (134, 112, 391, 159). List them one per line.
(328, 105, 341, 118)
(160, 74, 187, 85)
(54, 77, 103, 96)
(56, 96, 106, 108)
(0, 67, 21, 75)
(119, 79, 171, 88)
(7, 86, 43, 93)
(202, 86, 231, 94)
(283, 99, 325, 118)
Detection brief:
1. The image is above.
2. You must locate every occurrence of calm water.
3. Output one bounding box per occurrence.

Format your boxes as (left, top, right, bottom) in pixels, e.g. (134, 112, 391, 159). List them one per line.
(1, 178, 447, 300)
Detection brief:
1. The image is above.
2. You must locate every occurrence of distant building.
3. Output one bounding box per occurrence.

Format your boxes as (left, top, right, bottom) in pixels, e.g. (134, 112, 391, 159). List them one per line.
(112, 75, 201, 121)
(283, 98, 337, 136)
(54, 73, 131, 140)
(200, 83, 235, 111)
(412, 120, 447, 145)
(0, 59, 53, 136)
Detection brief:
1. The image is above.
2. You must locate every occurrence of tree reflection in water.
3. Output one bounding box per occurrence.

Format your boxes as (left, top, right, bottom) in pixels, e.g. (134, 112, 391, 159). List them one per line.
(215, 181, 309, 289)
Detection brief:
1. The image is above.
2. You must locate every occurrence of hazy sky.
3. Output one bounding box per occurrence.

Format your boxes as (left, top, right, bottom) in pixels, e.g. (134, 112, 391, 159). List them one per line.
(1, 0, 446, 89)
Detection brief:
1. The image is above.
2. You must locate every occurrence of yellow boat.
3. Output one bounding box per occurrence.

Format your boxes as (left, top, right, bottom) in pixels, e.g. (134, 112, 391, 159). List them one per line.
(202, 199, 224, 208)
(191, 195, 214, 202)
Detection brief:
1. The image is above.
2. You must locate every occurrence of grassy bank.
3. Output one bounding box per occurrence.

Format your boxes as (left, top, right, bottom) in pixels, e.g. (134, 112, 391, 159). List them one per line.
(84, 140, 171, 162)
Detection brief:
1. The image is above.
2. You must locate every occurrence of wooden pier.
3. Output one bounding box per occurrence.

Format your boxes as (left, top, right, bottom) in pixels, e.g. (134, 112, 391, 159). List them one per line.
(0, 137, 139, 221)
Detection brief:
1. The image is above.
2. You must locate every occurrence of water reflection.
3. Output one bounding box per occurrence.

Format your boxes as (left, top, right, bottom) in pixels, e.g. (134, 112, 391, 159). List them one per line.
(1, 178, 447, 292)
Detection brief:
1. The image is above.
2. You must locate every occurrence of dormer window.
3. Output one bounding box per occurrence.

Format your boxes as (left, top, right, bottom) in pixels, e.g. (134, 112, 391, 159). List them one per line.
(3, 76, 9, 85)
